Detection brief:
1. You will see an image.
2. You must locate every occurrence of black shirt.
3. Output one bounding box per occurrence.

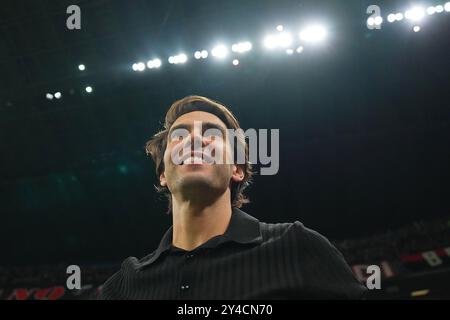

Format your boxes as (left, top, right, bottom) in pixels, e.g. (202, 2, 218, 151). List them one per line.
(98, 208, 367, 299)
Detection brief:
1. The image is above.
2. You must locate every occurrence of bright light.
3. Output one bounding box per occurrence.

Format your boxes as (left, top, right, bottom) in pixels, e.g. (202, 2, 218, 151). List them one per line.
(405, 7, 425, 21)
(264, 32, 293, 49)
(374, 16, 383, 25)
(132, 62, 145, 71)
(395, 13, 404, 21)
(169, 54, 187, 64)
(435, 5, 444, 13)
(194, 51, 202, 59)
(413, 25, 421, 32)
(46, 93, 53, 100)
(264, 35, 277, 49)
(286, 48, 294, 55)
(78, 64, 85, 71)
(211, 45, 229, 58)
(85, 86, 93, 93)
(387, 14, 396, 22)
(153, 59, 162, 68)
(367, 16, 383, 26)
(178, 54, 187, 63)
(242, 41, 252, 52)
(445, 2, 450, 12)
(427, 6, 436, 15)
(296, 46, 304, 53)
(231, 41, 252, 53)
(276, 25, 284, 31)
(278, 32, 293, 47)
(147, 59, 162, 69)
(54, 92, 62, 99)
(201, 50, 208, 58)
(299, 25, 327, 43)
(136, 62, 145, 71)
(232, 59, 239, 66)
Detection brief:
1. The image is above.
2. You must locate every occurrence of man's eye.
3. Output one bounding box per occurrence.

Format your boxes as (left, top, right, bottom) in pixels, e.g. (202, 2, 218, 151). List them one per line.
(170, 136, 184, 143)
(204, 134, 217, 141)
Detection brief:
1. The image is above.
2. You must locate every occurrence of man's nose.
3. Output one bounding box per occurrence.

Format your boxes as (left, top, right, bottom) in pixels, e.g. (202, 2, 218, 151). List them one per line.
(190, 130, 208, 149)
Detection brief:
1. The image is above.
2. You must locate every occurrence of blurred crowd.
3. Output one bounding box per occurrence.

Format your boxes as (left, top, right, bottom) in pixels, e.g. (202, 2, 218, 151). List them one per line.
(334, 216, 450, 265)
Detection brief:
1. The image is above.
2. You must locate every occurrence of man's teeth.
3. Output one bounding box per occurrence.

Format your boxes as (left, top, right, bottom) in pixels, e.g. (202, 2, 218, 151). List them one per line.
(183, 156, 206, 164)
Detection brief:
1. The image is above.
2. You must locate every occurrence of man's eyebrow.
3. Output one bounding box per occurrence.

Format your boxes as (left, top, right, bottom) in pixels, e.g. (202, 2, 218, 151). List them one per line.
(169, 121, 227, 135)
(202, 121, 227, 134)
(169, 123, 191, 136)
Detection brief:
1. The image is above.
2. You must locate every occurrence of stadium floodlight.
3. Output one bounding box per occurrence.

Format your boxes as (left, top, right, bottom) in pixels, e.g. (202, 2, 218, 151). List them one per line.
(264, 35, 277, 49)
(46, 93, 53, 100)
(211, 45, 229, 58)
(231, 41, 252, 53)
(194, 51, 202, 59)
(136, 62, 145, 71)
(153, 59, 162, 68)
(78, 64, 85, 71)
(276, 25, 284, 31)
(169, 54, 187, 64)
(445, 2, 450, 12)
(435, 5, 444, 13)
(132, 62, 145, 71)
(405, 7, 425, 21)
(387, 14, 396, 22)
(299, 25, 327, 43)
(201, 50, 208, 58)
(147, 59, 162, 69)
(211, 45, 228, 58)
(427, 6, 436, 15)
(413, 26, 421, 32)
(296, 46, 304, 53)
(367, 17, 375, 26)
(278, 32, 293, 47)
(85, 86, 93, 93)
(395, 13, 404, 21)
(286, 48, 294, 55)
(54, 92, 62, 99)
(178, 54, 187, 63)
(232, 59, 239, 66)
(264, 32, 293, 49)
(374, 16, 383, 25)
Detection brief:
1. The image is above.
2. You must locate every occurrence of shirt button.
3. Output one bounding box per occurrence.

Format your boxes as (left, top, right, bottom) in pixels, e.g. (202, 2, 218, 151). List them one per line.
(186, 254, 194, 259)
(181, 285, 190, 290)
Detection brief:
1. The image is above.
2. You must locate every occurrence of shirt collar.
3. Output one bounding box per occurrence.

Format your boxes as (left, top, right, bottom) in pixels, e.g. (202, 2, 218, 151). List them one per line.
(137, 207, 262, 269)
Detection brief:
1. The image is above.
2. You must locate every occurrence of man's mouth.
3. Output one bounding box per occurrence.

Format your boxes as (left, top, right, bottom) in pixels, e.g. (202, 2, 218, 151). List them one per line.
(180, 152, 213, 165)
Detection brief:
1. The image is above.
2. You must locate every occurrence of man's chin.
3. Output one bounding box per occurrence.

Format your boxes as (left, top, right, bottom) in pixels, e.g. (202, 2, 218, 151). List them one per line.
(179, 174, 214, 187)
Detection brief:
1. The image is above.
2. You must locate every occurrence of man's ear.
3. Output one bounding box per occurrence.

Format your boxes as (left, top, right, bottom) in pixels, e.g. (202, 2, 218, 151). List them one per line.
(231, 165, 245, 183)
(160, 172, 167, 187)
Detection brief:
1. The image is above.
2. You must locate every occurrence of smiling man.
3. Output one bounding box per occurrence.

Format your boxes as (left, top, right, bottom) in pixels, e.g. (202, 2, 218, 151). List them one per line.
(97, 95, 367, 299)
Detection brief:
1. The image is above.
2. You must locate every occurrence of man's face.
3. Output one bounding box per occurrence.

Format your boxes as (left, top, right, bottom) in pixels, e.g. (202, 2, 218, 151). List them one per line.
(160, 111, 243, 198)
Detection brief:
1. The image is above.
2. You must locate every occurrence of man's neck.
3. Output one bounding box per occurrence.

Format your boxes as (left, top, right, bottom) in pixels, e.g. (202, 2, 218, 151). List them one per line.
(171, 191, 232, 251)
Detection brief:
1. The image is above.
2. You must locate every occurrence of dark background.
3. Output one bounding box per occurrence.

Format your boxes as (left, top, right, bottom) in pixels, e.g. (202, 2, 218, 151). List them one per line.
(0, 0, 449, 267)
